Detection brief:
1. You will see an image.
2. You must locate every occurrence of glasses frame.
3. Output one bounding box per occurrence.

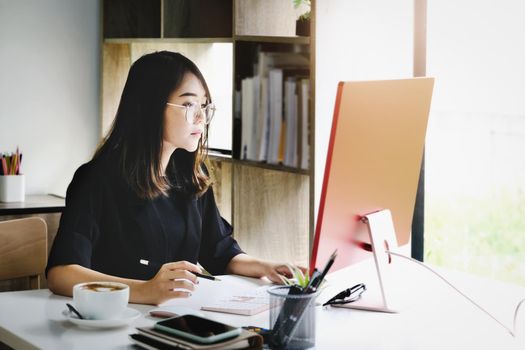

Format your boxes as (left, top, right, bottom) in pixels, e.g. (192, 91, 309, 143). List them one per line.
(322, 283, 367, 306)
(166, 102, 216, 125)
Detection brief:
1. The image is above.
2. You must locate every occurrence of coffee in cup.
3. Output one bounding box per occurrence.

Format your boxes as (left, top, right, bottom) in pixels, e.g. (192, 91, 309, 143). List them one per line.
(73, 281, 129, 320)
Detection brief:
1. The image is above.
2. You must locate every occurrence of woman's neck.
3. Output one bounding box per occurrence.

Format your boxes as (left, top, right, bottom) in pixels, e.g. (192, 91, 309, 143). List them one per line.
(161, 143, 176, 175)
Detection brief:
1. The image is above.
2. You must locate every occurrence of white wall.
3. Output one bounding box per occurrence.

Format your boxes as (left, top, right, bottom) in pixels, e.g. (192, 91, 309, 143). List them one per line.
(0, 0, 100, 196)
(315, 0, 414, 221)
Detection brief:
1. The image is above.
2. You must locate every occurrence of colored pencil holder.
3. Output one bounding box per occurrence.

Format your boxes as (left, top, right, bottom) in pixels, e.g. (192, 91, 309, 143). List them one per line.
(0, 175, 25, 202)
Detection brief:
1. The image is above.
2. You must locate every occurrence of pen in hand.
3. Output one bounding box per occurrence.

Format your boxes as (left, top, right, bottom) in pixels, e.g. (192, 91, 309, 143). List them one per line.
(139, 259, 221, 281)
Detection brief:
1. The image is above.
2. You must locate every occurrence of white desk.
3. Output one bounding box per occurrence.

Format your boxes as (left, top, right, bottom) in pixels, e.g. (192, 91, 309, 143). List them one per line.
(1, 259, 524, 349)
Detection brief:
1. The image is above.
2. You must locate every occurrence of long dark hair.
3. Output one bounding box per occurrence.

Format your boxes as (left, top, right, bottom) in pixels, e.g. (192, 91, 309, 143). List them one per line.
(94, 51, 212, 199)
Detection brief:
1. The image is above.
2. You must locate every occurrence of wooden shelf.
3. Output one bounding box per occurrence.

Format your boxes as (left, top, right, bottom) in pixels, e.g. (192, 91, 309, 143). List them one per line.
(104, 38, 233, 44)
(208, 152, 310, 175)
(232, 159, 309, 175)
(208, 152, 233, 163)
(234, 35, 309, 45)
(209, 154, 309, 175)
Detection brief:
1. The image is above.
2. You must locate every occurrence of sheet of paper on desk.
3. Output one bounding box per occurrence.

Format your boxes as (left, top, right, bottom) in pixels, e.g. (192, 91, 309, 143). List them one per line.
(201, 285, 271, 316)
(157, 275, 270, 315)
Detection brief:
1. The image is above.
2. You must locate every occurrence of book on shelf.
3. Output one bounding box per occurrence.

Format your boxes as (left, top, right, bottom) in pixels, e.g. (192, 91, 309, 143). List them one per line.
(256, 77, 269, 161)
(299, 78, 310, 170)
(267, 68, 283, 165)
(240, 77, 253, 161)
(284, 77, 298, 167)
(237, 50, 310, 169)
(232, 90, 242, 159)
(250, 76, 260, 161)
(257, 51, 309, 78)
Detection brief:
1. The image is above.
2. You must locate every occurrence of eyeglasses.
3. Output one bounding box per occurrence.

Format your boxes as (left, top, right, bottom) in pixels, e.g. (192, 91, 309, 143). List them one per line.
(322, 283, 366, 306)
(166, 102, 215, 125)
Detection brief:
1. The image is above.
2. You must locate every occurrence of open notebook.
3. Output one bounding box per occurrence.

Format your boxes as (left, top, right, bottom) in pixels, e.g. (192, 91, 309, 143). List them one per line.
(200, 285, 271, 316)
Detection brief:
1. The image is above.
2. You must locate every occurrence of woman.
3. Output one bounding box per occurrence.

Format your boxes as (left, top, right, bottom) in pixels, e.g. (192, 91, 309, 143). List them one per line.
(46, 51, 295, 305)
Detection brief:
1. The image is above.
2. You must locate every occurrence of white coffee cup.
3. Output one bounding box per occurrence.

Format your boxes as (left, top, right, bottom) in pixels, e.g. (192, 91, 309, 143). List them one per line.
(72, 282, 129, 320)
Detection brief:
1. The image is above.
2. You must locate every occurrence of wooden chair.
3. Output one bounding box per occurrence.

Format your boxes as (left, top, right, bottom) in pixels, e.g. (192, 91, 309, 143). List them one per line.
(0, 217, 47, 290)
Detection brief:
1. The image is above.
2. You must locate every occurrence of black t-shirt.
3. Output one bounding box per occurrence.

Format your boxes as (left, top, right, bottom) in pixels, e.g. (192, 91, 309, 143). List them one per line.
(46, 156, 243, 280)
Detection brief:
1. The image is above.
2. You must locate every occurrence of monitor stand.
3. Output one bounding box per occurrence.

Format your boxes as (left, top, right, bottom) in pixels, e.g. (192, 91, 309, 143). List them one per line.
(333, 209, 400, 313)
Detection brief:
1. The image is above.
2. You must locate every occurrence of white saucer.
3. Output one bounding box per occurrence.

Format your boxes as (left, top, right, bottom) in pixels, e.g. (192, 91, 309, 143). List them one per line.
(63, 307, 141, 329)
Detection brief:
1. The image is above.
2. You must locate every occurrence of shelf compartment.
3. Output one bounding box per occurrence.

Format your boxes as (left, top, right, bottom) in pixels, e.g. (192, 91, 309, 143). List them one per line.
(233, 41, 311, 169)
(163, 0, 232, 38)
(233, 163, 310, 265)
(235, 0, 304, 37)
(234, 41, 310, 86)
(101, 42, 233, 152)
(104, 0, 161, 38)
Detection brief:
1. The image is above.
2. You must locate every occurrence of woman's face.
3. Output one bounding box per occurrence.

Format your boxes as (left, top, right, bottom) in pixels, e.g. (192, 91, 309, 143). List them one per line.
(163, 72, 207, 153)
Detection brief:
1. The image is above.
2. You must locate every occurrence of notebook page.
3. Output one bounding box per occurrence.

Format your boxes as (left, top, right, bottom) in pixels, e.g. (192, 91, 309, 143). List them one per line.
(201, 285, 271, 316)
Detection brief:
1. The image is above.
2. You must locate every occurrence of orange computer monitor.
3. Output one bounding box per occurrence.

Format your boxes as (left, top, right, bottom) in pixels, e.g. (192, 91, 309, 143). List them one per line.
(310, 78, 434, 273)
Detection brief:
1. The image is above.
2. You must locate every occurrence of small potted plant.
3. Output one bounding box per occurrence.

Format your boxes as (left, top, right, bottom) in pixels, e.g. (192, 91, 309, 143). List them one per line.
(294, 0, 311, 37)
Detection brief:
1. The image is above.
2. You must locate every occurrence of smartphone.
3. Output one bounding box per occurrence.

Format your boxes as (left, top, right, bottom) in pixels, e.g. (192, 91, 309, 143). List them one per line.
(154, 315, 241, 344)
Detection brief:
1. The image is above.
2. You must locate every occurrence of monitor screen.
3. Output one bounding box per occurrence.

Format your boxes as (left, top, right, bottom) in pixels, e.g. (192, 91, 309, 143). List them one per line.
(310, 78, 434, 273)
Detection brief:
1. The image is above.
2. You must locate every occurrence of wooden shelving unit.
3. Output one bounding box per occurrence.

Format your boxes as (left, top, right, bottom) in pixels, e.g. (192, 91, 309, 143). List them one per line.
(101, 0, 314, 265)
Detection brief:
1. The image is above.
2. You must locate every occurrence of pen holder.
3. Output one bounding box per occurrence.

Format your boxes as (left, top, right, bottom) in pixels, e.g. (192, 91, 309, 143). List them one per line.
(0, 175, 25, 202)
(267, 286, 318, 350)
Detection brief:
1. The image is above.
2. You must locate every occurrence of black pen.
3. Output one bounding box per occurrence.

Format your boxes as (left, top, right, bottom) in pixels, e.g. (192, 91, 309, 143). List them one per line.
(139, 259, 221, 281)
(309, 249, 337, 292)
(305, 268, 320, 291)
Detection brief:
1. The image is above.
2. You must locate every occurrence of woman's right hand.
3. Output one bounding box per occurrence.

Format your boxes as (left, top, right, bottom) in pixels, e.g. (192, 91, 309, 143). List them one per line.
(138, 261, 202, 305)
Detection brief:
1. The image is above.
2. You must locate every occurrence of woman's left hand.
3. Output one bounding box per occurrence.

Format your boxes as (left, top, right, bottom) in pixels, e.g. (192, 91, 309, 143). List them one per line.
(262, 262, 308, 284)
(226, 254, 308, 284)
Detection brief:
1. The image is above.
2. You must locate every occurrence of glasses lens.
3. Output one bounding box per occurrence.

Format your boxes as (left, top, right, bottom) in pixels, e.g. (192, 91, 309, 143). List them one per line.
(185, 104, 215, 124)
(205, 104, 215, 124)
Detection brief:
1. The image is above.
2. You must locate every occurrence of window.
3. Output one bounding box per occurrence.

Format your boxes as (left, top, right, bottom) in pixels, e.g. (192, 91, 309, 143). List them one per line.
(315, 0, 413, 219)
(425, 0, 525, 285)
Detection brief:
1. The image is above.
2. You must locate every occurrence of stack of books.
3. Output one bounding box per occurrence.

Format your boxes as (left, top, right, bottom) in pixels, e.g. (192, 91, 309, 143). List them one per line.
(130, 326, 263, 350)
(238, 51, 310, 169)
